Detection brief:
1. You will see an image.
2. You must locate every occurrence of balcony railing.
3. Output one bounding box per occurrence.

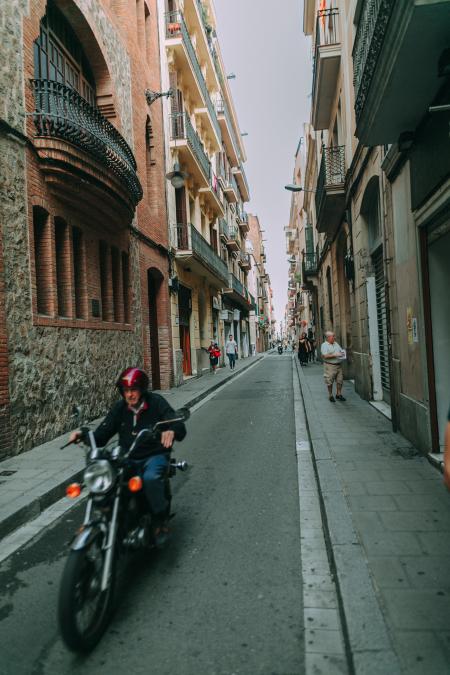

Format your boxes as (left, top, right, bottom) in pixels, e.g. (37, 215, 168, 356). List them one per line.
(312, 8, 340, 97)
(30, 79, 142, 205)
(231, 273, 245, 297)
(219, 218, 229, 239)
(166, 12, 221, 142)
(216, 96, 241, 160)
(235, 163, 250, 199)
(353, 0, 395, 120)
(315, 144, 345, 213)
(174, 223, 228, 284)
(170, 112, 211, 181)
(239, 252, 251, 269)
(303, 253, 318, 275)
(228, 224, 239, 241)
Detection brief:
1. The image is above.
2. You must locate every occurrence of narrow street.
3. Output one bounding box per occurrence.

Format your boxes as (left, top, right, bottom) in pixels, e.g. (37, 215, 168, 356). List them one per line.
(0, 355, 304, 675)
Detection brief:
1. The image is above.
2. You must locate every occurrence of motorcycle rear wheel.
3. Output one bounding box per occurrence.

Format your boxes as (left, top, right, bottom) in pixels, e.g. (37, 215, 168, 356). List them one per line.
(58, 537, 115, 652)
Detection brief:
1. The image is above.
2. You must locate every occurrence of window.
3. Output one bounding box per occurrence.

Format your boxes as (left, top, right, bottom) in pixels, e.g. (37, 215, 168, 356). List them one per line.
(122, 252, 130, 323)
(33, 207, 51, 315)
(54, 217, 70, 317)
(34, 1, 96, 106)
(72, 226, 85, 319)
(99, 241, 110, 321)
(111, 246, 122, 322)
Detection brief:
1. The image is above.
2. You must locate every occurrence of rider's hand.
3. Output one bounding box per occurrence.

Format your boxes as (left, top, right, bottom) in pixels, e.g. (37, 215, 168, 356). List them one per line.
(69, 430, 82, 444)
(161, 430, 175, 449)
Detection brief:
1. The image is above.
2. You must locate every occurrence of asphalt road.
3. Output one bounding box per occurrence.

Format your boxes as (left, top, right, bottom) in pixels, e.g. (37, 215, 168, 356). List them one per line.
(0, 353, 303, 675)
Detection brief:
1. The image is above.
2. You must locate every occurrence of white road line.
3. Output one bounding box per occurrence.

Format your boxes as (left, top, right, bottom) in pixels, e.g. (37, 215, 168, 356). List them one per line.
(292, 355, 349, 675)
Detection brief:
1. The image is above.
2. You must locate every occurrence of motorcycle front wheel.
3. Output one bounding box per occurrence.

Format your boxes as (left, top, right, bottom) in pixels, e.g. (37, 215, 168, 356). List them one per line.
(58, 537, 115, 652)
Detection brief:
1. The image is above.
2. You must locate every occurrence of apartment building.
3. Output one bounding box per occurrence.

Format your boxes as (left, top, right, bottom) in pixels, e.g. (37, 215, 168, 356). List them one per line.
(246, 214, 274, 352)
(158, 0, 254, 381)
(296, 0, 450, 456)
(0, 0, 174, 456)
(285, 137, 318, 346)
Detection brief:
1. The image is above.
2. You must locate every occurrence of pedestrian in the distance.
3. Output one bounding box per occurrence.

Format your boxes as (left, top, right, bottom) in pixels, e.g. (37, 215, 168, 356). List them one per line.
(207, 341, 221, 374)
(320, 331, 346, 402)
(307, 331, 316, 362)
(298, 332, 310, 366)
(225, 334, 238, 370)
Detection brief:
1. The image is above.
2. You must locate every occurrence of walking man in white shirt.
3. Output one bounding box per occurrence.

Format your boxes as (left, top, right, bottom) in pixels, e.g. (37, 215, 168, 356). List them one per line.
(320, 331, 346, 402)
(225, 334, 238, 370)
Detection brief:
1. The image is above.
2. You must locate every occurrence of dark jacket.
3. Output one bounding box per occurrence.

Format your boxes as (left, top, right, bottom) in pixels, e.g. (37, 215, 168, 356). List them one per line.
(93, 392, 187, 460)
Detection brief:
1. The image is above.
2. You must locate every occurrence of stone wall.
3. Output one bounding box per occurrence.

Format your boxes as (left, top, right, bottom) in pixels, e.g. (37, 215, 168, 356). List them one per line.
(0, 1, 147, 455)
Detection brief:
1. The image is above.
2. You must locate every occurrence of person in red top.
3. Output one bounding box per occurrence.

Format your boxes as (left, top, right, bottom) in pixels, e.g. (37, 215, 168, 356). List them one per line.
(206, 341, 221, 374)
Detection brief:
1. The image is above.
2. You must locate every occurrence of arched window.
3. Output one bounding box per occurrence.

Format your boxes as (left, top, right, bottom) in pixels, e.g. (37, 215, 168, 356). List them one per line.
(34, 0, 96, 105)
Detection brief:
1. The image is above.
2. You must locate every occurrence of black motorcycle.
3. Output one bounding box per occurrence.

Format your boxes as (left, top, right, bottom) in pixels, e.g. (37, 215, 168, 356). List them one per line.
(277, 345, 283, 354)
(58, 406, 189, 652)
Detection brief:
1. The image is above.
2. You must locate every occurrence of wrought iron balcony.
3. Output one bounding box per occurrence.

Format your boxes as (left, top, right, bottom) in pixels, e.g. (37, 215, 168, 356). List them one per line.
(30, 79, 142, 209)
(352, 0, 449, 145)
(174, 222, 228, 286)
(238, 252, 251, 270)
(232, 163, 250, 202)
(224, 272, 252, 308)
(216, 96, 241, 165)
(311, 8, 341, 130)
(199, 170, 225, 216)
(315, 145, 346, 236)
(170, 112, 211, 183)
(303, 253, 318, 277)
(165, 12, 221, 144)
(219, 217, 229, 240)
(353, 0, 393, 117)
(226, 224, 240, 251)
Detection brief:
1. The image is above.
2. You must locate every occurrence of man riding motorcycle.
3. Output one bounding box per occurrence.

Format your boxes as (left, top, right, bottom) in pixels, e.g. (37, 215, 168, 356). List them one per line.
(69, 367, 186, 546)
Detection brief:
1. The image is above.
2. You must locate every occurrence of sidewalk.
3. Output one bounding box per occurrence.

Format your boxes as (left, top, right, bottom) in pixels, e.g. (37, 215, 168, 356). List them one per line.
(296, 358, 450, 675)
(0, 354, 264, 542)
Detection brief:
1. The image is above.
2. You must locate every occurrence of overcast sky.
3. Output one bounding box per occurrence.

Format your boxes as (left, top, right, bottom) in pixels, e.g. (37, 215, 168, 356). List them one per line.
(214, 0, 312, 324)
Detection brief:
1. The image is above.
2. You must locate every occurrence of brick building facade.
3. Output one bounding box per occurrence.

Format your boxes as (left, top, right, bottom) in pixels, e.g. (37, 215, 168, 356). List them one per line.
(0, 0, 173, 457)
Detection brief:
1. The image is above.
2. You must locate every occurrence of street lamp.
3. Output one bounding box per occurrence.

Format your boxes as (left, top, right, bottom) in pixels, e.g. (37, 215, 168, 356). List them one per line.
(284, 184, 316, 193)
(165, 162, 189, 189)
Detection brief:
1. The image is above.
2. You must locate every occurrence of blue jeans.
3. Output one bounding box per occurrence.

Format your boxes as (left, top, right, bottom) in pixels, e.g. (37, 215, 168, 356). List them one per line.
(129, 453, 169, 516)
(227, 353, 236, 369)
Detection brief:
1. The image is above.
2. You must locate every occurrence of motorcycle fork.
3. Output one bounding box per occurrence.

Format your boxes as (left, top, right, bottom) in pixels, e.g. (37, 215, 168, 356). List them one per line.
(100, 487, 121, 592)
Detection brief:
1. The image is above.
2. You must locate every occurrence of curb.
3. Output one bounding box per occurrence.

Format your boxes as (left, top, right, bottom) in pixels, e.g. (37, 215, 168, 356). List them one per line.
(0, 468, 85, 542)
(292, 356, 350, 675)
(294, 358, 402, 674)
(0, 354, 265, 543)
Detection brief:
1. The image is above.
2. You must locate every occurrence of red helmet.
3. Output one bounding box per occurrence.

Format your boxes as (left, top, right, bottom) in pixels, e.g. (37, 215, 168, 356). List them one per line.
(116, 367, 149, 395)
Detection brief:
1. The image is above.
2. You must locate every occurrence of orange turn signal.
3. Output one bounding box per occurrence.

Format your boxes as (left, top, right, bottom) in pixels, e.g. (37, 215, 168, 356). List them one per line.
(128, 476, 143, 492)
(66, 483, 82, 499)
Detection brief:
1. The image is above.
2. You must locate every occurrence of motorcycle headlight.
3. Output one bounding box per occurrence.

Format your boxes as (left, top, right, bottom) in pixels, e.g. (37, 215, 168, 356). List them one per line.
(84, 460, 116, 494)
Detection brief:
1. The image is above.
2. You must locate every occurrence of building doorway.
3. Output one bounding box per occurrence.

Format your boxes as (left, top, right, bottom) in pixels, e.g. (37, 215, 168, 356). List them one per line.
(425, 225, 450, 449)
(362, 176, 391, 405)
(147, 269, 162, 390)
(178, 284, 192, 376)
